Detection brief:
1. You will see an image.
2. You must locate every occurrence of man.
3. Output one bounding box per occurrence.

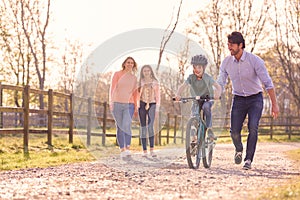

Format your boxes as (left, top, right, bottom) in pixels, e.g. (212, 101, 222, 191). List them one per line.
(217, 31, 279, 170)
(175, 54, 222, 141)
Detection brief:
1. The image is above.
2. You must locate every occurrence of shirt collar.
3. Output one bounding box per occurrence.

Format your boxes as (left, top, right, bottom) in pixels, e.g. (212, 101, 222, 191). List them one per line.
(233, 50, 246, 63)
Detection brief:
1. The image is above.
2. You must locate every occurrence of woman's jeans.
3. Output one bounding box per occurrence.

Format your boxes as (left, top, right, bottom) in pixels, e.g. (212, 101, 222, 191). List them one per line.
(230, 92, 263, 162)
(191, 101, 213, 128)
(112, 102, 135, 149)
(138, 101, 156, 151)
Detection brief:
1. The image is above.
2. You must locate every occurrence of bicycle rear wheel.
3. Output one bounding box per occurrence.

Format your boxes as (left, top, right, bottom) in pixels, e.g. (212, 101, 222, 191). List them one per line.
(185, 117, 200, 169)
(202, 130, 215, 168)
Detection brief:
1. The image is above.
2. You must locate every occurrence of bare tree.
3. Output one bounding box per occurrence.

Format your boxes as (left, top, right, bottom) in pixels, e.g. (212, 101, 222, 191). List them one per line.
(272, 0, 300, 115)
(186, 0, 272, 120)
(176, 38, 190, 84)
(59, 39, 83, 94)
(20, 0, 51, 110)
(0, 0, 35, 93)
(187, 0, 271, 72)
(156, 0, 183, 72)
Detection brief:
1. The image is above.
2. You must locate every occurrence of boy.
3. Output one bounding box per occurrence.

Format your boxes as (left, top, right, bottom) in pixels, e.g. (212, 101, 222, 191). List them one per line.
(175, 54, 221, 140)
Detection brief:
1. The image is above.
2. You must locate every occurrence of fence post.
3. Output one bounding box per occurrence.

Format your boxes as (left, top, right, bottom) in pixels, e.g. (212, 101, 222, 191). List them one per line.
(23, 85, 30, 155)
(166, 113, 170, 144)
(181, 115, 184, 144)
(158, 112, 162, 145)
(87, 97, 92, 146)
(288, 116, 291, 140)
(0, 82, 3, 128)
(270, 116, 273, 139)
(69, 94, 74, 143)
(102, 102, 107, 146)
(174, 115, 177, 144)
(47, 89, 53, 148)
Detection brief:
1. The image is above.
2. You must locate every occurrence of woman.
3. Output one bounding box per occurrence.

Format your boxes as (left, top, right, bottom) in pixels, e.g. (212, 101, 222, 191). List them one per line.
(110, 57, 138, 159)
(138, 65, 160, 157)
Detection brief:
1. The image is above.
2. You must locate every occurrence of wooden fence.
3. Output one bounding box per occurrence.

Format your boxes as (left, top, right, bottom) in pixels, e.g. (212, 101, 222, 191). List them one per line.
(0, 84, 300, 154)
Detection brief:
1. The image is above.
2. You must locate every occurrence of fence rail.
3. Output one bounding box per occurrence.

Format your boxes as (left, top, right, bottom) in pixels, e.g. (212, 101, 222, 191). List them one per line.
(0, 83, 299, 154)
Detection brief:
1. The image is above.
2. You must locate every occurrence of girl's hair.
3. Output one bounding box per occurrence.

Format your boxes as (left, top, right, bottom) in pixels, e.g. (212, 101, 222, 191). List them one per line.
(122, 56, 137, 72)
(138, 65, 158, 92)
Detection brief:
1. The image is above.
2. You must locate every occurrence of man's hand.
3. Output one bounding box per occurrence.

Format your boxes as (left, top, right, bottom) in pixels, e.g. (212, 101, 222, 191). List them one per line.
(272, 103, 279, 119)
(214, 93, 221, 100)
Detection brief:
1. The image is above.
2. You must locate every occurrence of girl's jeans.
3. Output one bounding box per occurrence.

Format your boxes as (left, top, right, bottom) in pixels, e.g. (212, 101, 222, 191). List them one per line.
(112, 102, 135, 149)
(138, 101, 156, 151)
(230, 92, 263, 162)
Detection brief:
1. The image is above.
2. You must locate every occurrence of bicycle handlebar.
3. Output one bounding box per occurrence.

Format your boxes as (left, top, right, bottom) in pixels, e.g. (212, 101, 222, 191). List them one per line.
(172, 95, 221, 103)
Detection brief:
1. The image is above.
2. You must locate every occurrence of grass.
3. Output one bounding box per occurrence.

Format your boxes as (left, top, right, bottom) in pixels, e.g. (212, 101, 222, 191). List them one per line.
(0, 133, 96, 171)
(0, 130, 184, 171)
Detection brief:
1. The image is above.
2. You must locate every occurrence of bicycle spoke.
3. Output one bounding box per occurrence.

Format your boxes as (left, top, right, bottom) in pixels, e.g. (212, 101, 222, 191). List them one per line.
(185, 117, 200, 169)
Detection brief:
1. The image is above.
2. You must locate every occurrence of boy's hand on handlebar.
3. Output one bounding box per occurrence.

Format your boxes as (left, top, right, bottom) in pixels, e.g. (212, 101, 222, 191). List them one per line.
(174, 95, 181, 101)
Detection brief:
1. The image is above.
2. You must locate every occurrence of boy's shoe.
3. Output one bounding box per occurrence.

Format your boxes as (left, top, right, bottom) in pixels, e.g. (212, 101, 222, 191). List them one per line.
(243, 159, 252, 170)
(207, 128, 217, 142)
(190, 141, 197, 149)
(234, 151, 243, 164)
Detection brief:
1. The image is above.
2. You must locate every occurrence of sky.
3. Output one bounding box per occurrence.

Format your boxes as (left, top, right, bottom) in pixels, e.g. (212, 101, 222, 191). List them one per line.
(50, 0, 209, 69)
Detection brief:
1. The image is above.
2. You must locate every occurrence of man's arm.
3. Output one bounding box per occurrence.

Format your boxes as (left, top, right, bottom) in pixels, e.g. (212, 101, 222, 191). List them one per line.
(213, 82, 222, 99)
(267, 88, 279, 119)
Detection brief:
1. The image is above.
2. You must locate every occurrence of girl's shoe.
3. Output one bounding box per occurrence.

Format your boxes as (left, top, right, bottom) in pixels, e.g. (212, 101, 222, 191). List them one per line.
(150, 151, 157, 158)
(142, 152, 148, 158)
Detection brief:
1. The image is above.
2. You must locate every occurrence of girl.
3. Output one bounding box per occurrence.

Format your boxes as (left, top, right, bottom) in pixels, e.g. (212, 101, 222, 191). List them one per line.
(138, 65, 160, 157)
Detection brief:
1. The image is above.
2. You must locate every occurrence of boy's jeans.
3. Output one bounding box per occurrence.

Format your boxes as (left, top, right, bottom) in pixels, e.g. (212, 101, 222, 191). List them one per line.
(112, 102, 135, 149)
(191, 101, 213, 128)
(230, 92, 263, 162)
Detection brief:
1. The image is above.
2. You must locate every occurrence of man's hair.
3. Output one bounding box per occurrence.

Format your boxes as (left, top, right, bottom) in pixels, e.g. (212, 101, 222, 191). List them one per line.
(227, 31, 245, 49)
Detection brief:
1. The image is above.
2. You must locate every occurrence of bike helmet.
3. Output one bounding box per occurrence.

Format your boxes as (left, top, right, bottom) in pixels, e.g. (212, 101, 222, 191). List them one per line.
(191, 54, 208, 67)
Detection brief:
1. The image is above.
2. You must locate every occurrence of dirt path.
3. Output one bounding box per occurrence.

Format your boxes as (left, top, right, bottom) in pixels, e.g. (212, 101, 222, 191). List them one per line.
(0, 142, 299, 200)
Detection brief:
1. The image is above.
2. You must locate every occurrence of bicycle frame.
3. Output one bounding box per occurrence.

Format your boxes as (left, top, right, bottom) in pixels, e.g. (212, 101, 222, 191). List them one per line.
(174, 95, 215, 169)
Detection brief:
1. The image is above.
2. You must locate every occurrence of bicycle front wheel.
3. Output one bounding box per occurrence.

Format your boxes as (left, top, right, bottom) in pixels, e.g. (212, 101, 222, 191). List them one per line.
(185, 117, 200, 169)
(201, 130, 215, 168)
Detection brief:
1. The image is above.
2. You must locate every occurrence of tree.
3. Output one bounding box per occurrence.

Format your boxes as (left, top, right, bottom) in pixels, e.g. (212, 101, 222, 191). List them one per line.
(186, 0, 272, 119)
(272, 0, 300, 115)
(156, 0, 183, 72)
(58, 39, 83, 95)
(20, 0, 51, 110)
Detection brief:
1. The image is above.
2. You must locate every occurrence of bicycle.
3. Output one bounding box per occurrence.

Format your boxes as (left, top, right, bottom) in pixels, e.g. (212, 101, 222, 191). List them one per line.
(174, 95, 217, 169)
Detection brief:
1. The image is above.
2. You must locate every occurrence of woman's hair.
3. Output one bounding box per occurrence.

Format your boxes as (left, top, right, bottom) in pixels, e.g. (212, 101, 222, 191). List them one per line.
(138, 65, 158, 92)
(122, 56, 137, 72)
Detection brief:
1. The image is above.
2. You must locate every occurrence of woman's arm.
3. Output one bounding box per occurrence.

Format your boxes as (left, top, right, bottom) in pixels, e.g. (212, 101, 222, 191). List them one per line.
(109, 71, 119, 110)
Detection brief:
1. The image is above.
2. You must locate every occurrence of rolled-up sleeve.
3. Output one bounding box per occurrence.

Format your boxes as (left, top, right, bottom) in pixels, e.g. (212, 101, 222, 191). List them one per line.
(255, 59, 274, 90)
(217, 61, 228, 92)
